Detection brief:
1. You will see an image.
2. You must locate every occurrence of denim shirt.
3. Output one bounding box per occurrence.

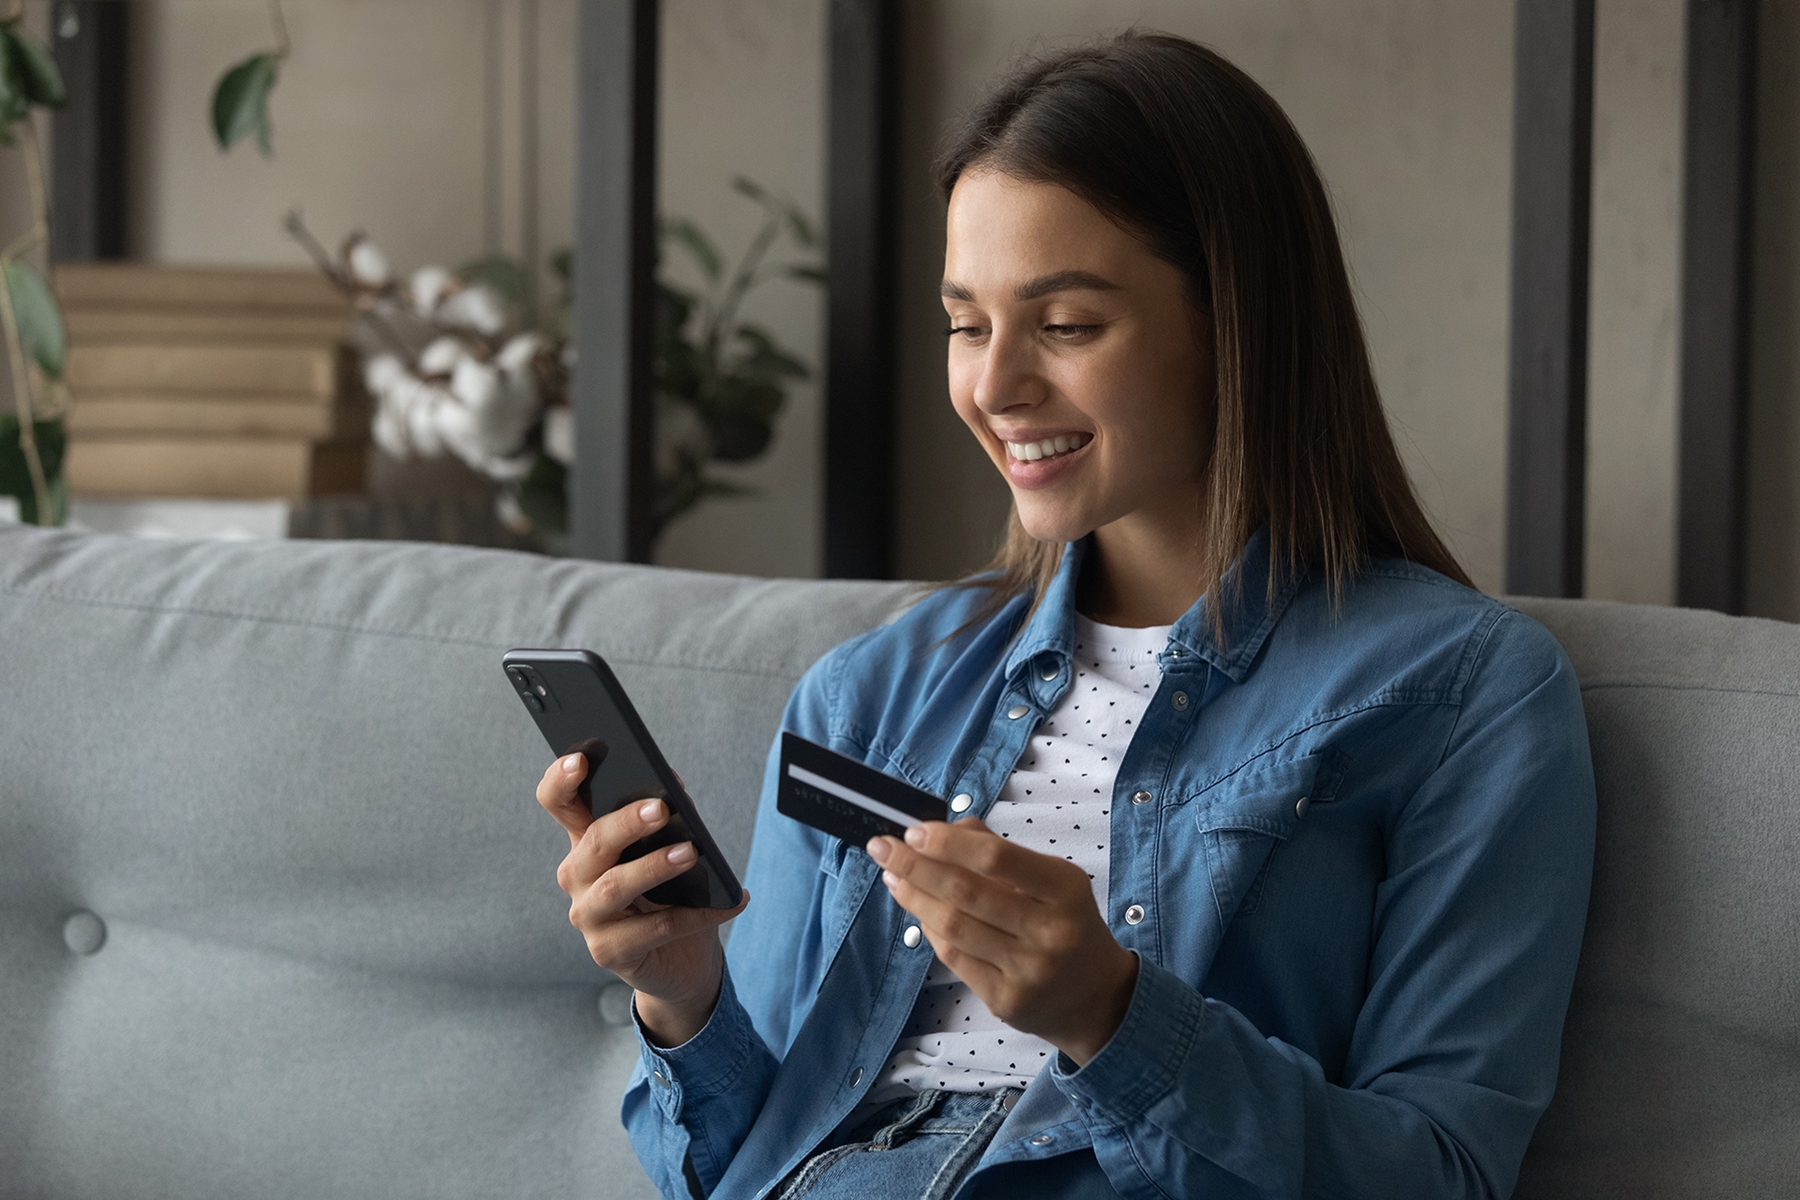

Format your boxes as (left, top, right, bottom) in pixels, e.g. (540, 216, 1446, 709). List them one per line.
(623, 532, 1596, 1200)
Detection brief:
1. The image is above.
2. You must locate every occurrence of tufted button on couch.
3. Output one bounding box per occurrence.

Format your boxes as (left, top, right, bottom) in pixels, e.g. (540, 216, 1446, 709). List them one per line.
(1, 527, 1795, 1198)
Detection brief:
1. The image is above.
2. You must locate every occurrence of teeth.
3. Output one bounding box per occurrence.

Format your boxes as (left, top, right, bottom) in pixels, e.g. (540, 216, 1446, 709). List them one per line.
(1006, 433, 1088, 461)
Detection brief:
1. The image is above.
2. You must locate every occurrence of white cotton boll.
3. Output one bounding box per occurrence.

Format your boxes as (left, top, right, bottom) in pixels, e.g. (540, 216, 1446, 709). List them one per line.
(407, 388, 451, 456)
(347, 238, 391, 288)
(497, 332, 543, 373)
(449, 356, 502, 413)
(436, 283, 507, 336)
(363, 352, 409, 398)
(480, 449, 537, 482)
(372, 406, 410, 458)
(417, 336, 467, 378)
(544, 405, 574, 465)
(411, 266, 453, 317)
(433, 400, 487, 471)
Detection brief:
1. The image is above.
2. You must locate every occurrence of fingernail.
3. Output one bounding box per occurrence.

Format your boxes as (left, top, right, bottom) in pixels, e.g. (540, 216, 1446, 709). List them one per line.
(668, 842, 695, 866)
(882, 870, 900, 888)
(562, 755, 582, 773)
(639, 799, 664, 823)
(866, 837, 891, 865)
(903, 825, 926, 848)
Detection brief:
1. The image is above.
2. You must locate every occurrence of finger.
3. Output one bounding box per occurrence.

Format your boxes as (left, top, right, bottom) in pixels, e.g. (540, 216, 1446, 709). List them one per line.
(584, 891, 750, 965)
(881, 865, 1020, 966)
(558, 796, 670, 891)
(572, 839, 700, 919)
(873, 833, 1037, 934)
(536, 753, 593, 844)
(903, 819, 1077, 902)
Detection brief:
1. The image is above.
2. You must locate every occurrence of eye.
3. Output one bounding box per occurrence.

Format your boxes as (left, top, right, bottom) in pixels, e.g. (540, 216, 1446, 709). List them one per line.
(944, 324, 988, 341)
(1043, 323, 1100, 341)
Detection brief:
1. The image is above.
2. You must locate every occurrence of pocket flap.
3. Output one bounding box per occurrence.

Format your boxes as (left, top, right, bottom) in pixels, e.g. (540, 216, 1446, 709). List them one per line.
(1194, 752, 1337, 840)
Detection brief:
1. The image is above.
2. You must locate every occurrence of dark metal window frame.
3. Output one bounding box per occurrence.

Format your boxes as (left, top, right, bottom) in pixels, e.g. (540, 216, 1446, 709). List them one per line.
(1507, 0, 1758, 610)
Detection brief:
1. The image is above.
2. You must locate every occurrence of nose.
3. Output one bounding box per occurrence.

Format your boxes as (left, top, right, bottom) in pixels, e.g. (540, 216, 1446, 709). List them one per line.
(972, 322, 1049, 415)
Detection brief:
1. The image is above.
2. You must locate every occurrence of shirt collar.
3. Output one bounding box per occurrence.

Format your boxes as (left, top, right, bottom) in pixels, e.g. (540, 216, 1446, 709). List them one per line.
(1003, 527, 1300, 685)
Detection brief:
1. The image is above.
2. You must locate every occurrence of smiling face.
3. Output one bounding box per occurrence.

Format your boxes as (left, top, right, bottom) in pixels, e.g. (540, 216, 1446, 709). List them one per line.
(943, 169, 1214, 550)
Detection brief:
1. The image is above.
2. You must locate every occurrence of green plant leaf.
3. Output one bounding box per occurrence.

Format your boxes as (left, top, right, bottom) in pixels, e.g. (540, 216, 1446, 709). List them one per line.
(549, 248, 573, 282)
(0, 27, 27, 136)
(3, 259, 65, 380)
(730, 323, 810, 381)
(662, 217, 723, 281)
(731, 176, 770, 204)
(211, 52, 280, 154)
(457, 256, 532, 307)
(8, 24, 64, 107)
(783, 264, 828, 286)
(783, 204, 819, 249)
(0, 415, 67, 525)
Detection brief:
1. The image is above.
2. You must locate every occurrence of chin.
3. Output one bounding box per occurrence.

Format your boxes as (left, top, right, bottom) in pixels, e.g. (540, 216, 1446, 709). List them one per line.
(1013, 503, 1096, 546)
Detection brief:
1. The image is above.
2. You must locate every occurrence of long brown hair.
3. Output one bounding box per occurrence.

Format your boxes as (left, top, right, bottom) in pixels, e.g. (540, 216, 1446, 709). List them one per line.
(937, 32, 1471, 634)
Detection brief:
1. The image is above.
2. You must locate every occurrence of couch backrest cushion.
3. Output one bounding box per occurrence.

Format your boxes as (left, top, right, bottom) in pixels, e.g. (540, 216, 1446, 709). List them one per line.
(4, 530, 1795, 1198)
(0, 529, 912, 1199)
(1511, 598, 1800, 1198)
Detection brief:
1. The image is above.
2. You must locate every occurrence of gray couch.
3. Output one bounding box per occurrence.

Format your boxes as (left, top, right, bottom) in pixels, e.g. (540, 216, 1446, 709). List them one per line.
(1, 526, 1794, 1199)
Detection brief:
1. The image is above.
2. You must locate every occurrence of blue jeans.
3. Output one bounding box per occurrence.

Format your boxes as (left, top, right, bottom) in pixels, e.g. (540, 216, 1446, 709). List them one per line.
(773, 1089, 1018, 1200)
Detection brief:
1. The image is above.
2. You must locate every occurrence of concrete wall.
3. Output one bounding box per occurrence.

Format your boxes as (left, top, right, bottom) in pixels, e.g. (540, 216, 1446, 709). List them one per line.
(122, 0, 825, 578)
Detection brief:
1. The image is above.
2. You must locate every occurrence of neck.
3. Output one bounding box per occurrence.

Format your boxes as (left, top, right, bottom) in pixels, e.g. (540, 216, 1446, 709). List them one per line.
(1078, 511, 1210, 628)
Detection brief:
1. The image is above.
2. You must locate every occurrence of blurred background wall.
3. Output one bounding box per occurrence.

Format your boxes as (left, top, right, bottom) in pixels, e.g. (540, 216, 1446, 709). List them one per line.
(98, 0, 1800, 616)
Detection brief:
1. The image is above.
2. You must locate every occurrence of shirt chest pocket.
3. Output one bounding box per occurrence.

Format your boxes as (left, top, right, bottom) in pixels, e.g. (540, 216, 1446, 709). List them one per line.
(1192, 753, 1334, 927)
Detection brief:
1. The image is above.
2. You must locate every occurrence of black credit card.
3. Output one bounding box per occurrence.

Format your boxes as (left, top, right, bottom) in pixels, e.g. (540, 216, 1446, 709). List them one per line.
(777, 732, 950, 846)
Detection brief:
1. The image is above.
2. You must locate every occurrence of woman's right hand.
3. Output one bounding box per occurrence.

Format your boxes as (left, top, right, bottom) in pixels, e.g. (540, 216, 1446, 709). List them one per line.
(536, 753, 748, 1046)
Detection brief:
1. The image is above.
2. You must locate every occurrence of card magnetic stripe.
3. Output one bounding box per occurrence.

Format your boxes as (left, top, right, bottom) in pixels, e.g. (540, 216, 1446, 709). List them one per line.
(784, 763, 925, 830)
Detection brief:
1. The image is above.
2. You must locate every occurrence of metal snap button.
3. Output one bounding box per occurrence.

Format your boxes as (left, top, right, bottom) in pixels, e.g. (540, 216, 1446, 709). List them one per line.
(1171, 691, 1189, 711)
(1039, 662, 1058, 681)
(1295, 795, 1312, 818)
(1131, 790, 1152, 805)
(1007, 704, 1030, 719)
(1029, 1133, 1053, 1146)
(1167, 646, 1183, 658)
(652, 1070, 668, 1087)
(1124, 904, 1146, 925)
(62, 911, 106, 956)
(903, 925, 923, 948)
(950, 793, 973, 813)
(849, 1066, 864, 1087)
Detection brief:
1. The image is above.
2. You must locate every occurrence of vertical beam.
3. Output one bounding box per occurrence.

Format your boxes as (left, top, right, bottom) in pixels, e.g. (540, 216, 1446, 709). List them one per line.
(571, 0, 658, 562)
(824, 0, 899, 579)
(1506, 0, 1596, 597)
(1676, 0, 1757, 613)
(49, 0, 129, 262)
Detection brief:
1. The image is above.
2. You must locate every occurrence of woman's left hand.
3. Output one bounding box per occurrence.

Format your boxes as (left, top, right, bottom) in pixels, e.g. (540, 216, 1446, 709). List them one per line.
(868, 819, 1138, 1067)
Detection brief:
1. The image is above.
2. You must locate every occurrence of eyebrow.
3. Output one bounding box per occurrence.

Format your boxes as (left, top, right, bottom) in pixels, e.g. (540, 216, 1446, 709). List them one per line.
(939, 269, 1123, 303)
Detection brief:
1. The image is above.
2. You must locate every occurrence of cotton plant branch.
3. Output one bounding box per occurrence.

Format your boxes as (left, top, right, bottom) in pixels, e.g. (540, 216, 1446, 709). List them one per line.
(0, 268, 52, 524)
(281, 209, 412, 357)
(0, 118, 46, 261)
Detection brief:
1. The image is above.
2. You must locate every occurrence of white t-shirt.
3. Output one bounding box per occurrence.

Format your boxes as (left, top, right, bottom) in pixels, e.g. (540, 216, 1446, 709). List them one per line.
(863, 615, 1170, 1107)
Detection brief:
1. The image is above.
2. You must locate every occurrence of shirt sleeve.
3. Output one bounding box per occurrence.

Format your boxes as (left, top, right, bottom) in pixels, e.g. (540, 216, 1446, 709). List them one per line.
(1049, 609, 1598, 1199)
(621, 644, 849, 1198)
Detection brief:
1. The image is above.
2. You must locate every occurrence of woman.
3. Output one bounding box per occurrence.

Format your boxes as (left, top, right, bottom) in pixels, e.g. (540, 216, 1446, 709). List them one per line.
(537, 31, 1594, 1200)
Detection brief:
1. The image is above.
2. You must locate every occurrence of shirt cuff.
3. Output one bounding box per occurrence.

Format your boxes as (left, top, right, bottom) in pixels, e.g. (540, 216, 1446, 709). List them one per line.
(1049, 953, 1205, 1125)
(634, 966, 761, 1114)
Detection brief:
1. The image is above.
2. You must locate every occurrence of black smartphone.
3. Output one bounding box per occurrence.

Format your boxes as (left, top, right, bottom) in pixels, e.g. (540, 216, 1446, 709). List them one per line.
(503, 648, 742, 909)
